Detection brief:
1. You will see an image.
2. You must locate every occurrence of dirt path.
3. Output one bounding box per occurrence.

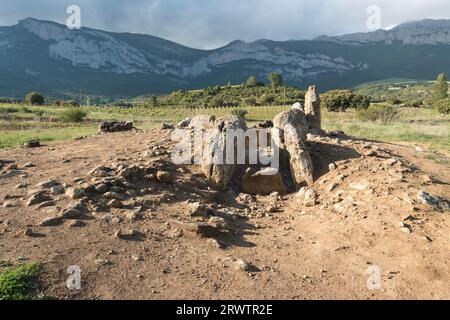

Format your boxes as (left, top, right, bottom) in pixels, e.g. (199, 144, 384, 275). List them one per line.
(0, 130, 449, 300)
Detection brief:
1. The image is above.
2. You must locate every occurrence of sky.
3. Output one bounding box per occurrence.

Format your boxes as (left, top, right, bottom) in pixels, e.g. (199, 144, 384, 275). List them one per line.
(1, 0, 449, 49)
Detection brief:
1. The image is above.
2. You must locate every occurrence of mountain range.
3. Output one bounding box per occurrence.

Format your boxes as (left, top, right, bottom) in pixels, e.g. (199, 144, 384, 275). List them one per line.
(1, 17, 450, 98)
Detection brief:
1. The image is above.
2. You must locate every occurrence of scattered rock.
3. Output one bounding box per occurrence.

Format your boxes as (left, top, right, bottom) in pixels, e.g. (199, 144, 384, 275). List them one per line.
(156, 171, 173, 184)
(98, 121, 134, 133)
(160, 123, 174, 130)
(26, 192, 52, 207)
(177, 118, 191, 129)
(69, 220, 86, 228)
(50, 185, 65, 195)
(24, 140, 41, 148)
(39, 217, 63, 227)
(349, 181, 370, 191)
(104, 192, 128, 201)
(115, 229, 138, 240)
(328, 163, 337, 171)
(37, 180, 60, 189)
(234, 259, 251, 272)
(66, 188, 86, 200)
(23, 162, 35, 168)
(95, 259, 110, 266)
(189, 203, 213, 218)
(418, 191, 450, 211)
(108, 199, 124, 208)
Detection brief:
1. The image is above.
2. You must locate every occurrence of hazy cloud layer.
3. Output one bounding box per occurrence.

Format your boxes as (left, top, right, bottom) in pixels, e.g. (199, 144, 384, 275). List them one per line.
(1, 0, 449, 49)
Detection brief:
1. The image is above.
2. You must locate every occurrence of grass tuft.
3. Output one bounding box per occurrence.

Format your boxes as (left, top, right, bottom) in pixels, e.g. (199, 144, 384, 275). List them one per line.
(0, 263, 41, 300)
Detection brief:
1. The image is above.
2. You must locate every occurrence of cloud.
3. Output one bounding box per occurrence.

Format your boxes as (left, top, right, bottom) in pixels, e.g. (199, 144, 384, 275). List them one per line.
(1, 0, 450, 49)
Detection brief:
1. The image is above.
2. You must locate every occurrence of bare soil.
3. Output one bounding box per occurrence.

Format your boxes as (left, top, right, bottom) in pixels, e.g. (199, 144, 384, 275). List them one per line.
(0, 129, 449, 300)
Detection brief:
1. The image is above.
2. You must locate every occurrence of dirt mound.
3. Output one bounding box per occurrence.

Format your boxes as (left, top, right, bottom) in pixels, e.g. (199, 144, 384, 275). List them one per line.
(0, 124, 449, 299)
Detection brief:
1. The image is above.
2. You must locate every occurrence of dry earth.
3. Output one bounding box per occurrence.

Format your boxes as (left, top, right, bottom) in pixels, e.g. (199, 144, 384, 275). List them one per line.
(0, 128, 449, 300)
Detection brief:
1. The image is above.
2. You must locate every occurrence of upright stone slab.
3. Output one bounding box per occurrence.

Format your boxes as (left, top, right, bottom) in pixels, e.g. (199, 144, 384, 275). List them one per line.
(304, 85, 321, 130)
(273, 108, 314, 188)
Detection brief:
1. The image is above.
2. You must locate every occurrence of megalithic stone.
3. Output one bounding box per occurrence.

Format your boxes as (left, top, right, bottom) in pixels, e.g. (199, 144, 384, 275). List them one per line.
(304, 85, 321, 130)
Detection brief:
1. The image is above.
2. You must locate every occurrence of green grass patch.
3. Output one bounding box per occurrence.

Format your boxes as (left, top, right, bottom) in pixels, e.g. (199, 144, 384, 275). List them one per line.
(0, 263, 41, 300)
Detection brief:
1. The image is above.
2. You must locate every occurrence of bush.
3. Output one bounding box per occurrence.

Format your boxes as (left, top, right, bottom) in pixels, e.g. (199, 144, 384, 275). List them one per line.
(61, 108, 88, 123)
(24, 92, 44, 106)
(210, 96, 225, 107)
(387, 96, 402, 105)
(259, 95, 275, 106)
(357, 104, 399, 122)
(231, 109, 248, 119)
(433, 99, 450, 114)
(242, 96, 257, 106)
(321, 90, 353, 112)
(60, 100, 80, 108)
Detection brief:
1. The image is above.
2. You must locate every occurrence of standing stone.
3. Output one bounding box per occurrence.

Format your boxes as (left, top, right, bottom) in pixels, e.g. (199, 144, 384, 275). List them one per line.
(273, 109, 314, 188)
(304, 85, 321, 130)
(196, 116, 247, 190)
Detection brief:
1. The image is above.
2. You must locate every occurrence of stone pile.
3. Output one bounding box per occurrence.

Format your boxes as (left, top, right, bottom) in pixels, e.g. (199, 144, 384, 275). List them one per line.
(98, 121, 134, 133)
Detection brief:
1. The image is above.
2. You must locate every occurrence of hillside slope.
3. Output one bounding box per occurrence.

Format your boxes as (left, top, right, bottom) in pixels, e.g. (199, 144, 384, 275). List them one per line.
(1, 18, 450, 97)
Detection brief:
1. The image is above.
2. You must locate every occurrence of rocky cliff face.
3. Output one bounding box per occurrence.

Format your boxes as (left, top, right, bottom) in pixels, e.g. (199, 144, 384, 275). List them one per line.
(0, 17, 450, 97)
(316, 19, 450, 45)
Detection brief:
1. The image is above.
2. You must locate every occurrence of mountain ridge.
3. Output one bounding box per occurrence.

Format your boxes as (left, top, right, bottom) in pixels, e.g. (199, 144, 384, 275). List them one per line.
(0, 17, 450, 97)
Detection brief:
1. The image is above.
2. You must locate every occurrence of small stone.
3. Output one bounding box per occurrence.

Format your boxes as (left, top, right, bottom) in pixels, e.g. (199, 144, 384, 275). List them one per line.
(349, 182, 369, 191)
(39, 217, 62, 227)
(208, 217, 229, 231)
(125, 212, 140, 221)
(400, 227, 412, 234)
(24, 228, 36, 237)
(26, 192, 52, 207)
(156, 171, 173, 184)
(115, 229, 137, 240)
(95, 183, 108, 194)
(37, 180, 60, 189)
(104, 192, 128, 201)
(328, 163, 337, 171)
(15, 183, 29, 189)
(95, 259, 110, 266)
(234, 259, 251, 272)
(51, 185, 65, 195)
(207, 238, 225, 249)
(23, 162, 35, 168)
(36, 200, 56, 209)
(131, 255, 143, 262)
(66, 188, 86, 200)
(69, 220, 86, 228)
(3, 201, 18, 208)
(108, 199, 123, 208)
(24, 140, 41, 148)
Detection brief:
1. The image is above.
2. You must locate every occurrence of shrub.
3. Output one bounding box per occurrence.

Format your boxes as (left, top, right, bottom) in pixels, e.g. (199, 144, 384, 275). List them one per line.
(268, 72, 284, 88)
(432, 73, 448, 102)
(242, 96, 257, 106)
(61, 108, 88, 123)
(24, 92, 45, 106)
(321, 90, 353, 112)
(387, 96, 402, 105)
(433, 98, 450, 114)
(322, 90, 371, 112)
(357, 104, 399, 122)
(231, 109, 248, 119)
(259, 95, 275, 105)
(210, 96, 225, 107)
(60, 100, 80, 108)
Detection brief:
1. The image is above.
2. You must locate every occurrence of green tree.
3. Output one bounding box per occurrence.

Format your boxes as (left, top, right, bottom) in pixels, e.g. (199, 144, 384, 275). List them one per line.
(245, 76, 259, 87)
(433, 73, 448, 102)
(24, 92, 44, 106)
(268, 72, 284, 88)
(150, 95, 158, 108)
